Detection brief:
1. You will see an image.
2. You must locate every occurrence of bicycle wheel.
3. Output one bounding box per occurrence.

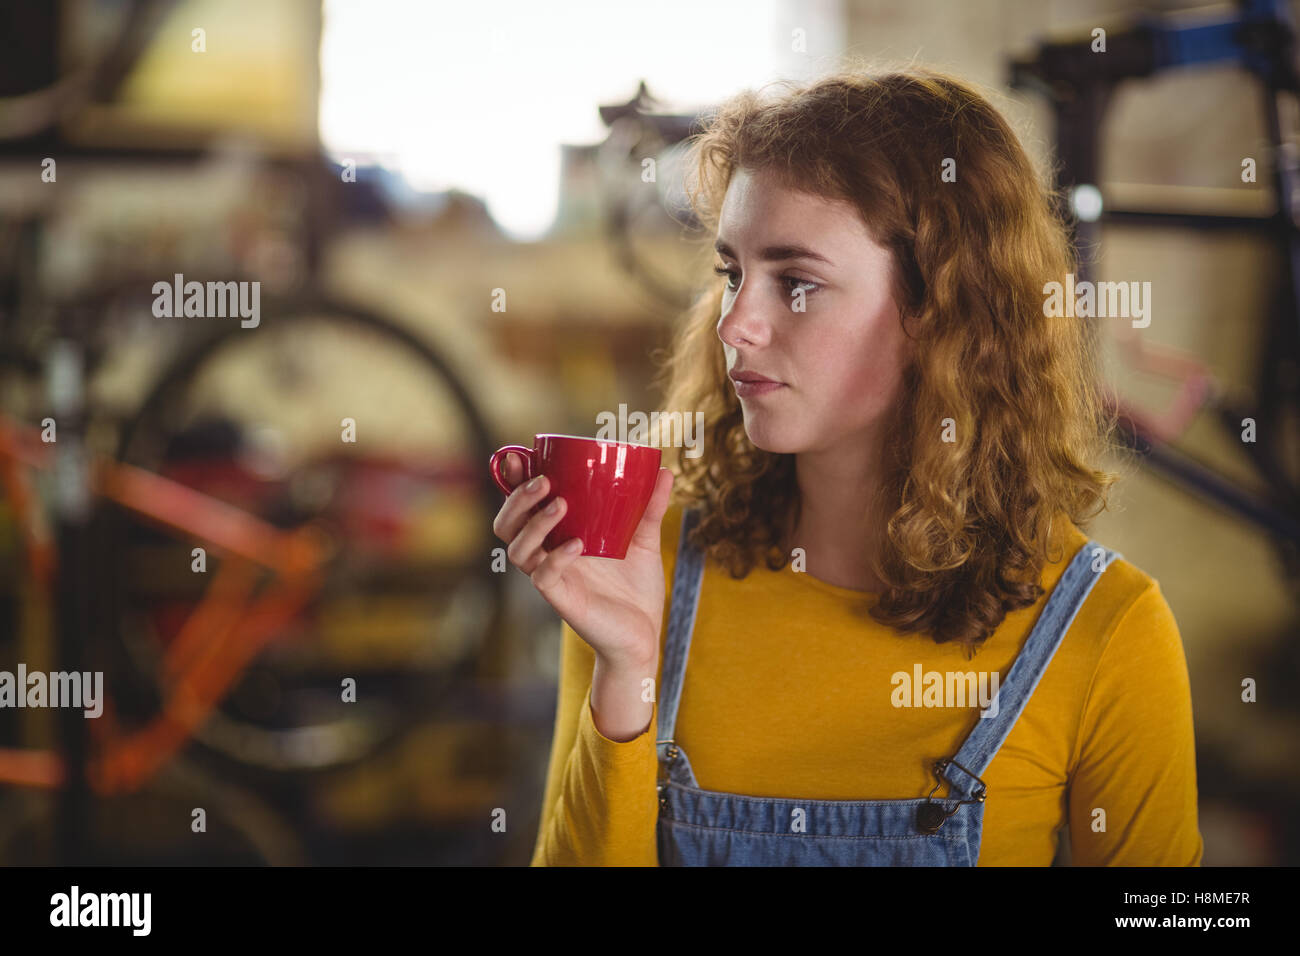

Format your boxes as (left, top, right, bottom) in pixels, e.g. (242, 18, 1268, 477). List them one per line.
(100, 294, 506, 774)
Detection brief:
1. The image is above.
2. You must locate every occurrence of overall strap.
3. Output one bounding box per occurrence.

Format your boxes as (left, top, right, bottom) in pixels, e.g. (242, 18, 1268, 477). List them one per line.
(656, 507, 705, 761)
(942, 540, 1122, 797)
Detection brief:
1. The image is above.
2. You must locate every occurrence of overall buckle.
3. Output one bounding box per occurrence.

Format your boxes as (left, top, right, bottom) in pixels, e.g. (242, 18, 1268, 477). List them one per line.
(916, 758, 989, 834)
(655, 738, 678, 807)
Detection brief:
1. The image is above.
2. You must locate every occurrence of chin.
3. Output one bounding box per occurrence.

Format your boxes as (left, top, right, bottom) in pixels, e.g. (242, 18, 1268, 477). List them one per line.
(741, 417, 812, 455)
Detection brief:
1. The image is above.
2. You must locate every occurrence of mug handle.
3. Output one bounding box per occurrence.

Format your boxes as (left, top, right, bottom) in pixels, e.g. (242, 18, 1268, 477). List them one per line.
(489, 445, 535, 496)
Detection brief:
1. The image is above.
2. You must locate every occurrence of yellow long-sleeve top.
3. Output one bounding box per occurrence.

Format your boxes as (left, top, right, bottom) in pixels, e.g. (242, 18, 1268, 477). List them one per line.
(531, 502, 1203, 866)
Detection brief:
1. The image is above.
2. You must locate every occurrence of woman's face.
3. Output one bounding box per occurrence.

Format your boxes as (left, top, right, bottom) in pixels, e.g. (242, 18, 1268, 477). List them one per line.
(715, 166, 914, 455)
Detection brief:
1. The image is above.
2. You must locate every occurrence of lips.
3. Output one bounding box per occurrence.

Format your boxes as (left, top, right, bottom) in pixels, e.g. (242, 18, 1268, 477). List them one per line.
(728, 369, 783, 384)
(728, 368, 787, 399)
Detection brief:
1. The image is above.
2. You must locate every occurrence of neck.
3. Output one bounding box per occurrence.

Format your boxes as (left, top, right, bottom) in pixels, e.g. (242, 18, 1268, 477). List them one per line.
(784, 427, 892, 594)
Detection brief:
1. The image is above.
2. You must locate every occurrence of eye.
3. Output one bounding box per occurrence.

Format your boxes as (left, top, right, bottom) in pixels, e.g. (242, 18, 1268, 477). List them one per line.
(783, 276, 820, 297)
(713, 264, 820, 299)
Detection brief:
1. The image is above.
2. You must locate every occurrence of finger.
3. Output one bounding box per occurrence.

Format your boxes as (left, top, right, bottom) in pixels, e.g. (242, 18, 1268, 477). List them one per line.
(503, 452, 525, 488)
(506, 494, 568, 573)
(629, 467, 675, 551)
(530, 535, 584, 592)
(492, 471, 550, 541)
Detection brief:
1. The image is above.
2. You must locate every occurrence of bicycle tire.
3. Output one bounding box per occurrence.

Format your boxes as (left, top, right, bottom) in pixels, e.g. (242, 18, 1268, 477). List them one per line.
(99, 293, 507, 776)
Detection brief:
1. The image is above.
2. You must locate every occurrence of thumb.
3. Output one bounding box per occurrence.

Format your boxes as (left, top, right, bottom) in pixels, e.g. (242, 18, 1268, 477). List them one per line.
(630, 467, 674, 550)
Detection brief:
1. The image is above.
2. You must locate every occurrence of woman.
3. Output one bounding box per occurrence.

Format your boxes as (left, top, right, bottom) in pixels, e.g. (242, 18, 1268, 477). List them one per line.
(496, 68, 1202, 865)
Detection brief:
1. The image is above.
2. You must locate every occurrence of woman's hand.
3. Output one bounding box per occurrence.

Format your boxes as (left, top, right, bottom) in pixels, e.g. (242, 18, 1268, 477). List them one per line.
(491, 453, 675, 674)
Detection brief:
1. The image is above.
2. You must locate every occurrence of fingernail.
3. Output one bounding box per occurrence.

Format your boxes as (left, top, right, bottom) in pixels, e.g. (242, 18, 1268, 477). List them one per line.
(544, 498, 561, 514)
(526, 476, 542, 491)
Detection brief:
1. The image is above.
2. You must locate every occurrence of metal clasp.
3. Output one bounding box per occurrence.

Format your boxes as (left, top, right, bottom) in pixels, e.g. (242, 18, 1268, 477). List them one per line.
(916, 758, 989, 834)
(655, 738, 678, 804)
(929, 757, 988, 803)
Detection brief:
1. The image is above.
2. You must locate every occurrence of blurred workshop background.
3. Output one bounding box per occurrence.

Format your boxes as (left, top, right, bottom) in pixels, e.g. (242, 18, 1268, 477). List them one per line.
(0, 0, 1297, 866)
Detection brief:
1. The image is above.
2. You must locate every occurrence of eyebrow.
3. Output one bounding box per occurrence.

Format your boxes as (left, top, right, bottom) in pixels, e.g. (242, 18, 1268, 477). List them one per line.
(714, 238, 834, 267)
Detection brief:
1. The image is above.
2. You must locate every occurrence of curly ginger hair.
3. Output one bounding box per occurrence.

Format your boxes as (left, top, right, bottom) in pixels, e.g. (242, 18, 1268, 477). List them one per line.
(650, 66, 1123, 652)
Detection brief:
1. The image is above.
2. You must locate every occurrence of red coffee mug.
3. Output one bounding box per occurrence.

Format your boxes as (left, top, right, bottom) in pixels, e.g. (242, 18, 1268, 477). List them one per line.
(489, 434, 662, 559)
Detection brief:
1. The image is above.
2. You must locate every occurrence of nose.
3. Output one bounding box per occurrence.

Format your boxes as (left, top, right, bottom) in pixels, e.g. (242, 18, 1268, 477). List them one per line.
(716, 290, 771, 349)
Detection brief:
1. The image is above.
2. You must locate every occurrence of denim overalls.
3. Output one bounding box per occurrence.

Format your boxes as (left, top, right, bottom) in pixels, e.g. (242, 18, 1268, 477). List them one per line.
(655, 507, 1121, 866)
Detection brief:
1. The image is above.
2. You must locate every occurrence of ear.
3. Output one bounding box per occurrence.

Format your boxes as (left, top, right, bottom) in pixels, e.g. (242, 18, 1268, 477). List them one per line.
(900, 309, 920, 350)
